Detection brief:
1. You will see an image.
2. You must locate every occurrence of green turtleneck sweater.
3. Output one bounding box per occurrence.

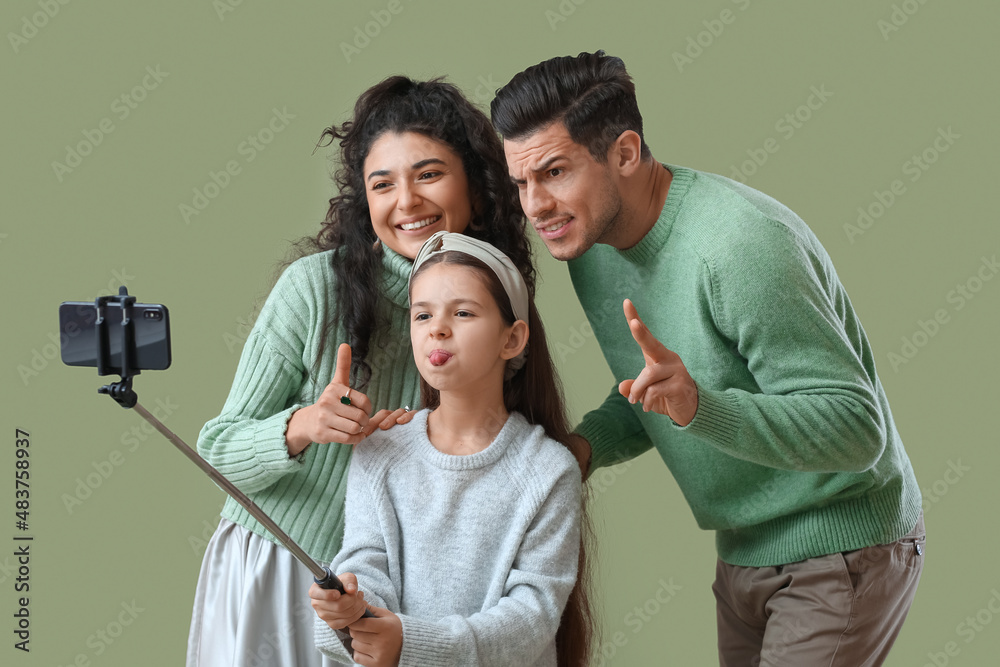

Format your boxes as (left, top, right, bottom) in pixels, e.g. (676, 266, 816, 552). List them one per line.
(570, 165, 921, 567)
(197, 246, 421, 561)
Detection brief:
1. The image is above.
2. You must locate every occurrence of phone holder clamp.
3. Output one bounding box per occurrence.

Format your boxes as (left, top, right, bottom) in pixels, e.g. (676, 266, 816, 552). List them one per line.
(95, 286, 139, 409)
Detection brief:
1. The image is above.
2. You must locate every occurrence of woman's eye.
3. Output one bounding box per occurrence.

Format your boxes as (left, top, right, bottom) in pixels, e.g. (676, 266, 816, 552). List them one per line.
(418, 171, 441, 180)
(456, 310, 473, 317)
(372, 182, 390, 191)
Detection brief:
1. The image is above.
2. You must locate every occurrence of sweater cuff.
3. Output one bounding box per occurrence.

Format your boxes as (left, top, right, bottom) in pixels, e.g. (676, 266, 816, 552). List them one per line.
(677, 387, 741, 445)
(398, 615, 454, 666)
(253, 405, 307, 471)
(313, 615, 355, 664)
(573, 417, 616, 478)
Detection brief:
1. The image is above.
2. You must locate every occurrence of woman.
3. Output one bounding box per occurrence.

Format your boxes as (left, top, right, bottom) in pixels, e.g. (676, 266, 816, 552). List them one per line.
(186, 76, 536, 667)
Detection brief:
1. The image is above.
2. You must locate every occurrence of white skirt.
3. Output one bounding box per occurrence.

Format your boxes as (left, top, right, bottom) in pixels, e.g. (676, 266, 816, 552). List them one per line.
(186, 518, 347, 666)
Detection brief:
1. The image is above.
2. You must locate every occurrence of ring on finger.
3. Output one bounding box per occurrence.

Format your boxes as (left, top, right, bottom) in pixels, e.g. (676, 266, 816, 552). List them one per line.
(341, 388, 352, 406)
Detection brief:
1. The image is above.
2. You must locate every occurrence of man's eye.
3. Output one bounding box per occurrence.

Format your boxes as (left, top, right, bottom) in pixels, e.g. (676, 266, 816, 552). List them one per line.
(549, 168, 563, 177)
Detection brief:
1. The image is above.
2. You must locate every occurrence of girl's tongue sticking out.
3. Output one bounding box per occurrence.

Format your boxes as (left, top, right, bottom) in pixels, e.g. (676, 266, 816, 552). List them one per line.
(429, 350, 452, 366)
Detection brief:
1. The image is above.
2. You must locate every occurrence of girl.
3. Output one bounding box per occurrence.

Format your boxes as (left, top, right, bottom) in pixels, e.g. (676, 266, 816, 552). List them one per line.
(310, 232, 593, 667)
(187, 78, 537, 667)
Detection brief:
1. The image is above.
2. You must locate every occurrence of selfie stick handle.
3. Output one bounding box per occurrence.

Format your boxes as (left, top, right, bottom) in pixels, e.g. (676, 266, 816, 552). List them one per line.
(129, 402, 366, 604)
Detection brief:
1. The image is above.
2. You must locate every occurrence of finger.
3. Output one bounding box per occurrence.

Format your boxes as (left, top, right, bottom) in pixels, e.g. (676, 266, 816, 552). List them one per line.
(363, 409, 393, 436)
(339, 572, 358, 594)
(309, 582, 341, 601)
(319, 397, 370, 428)
(331, 343, 352, 388)
(350, 647, 374, 666)
(379, 408, 408, 430)
(624, 302, 672, 365)
(397, 409, 417, 424)
(618, 378, 635, 401)
(317, 426, 364, 447)
(627, 364, 676, 406)
(321, 414, 369, 439)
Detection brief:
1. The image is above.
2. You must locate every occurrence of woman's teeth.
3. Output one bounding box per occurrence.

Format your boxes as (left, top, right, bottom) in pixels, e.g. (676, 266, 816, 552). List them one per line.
(399, 216, 439, 231)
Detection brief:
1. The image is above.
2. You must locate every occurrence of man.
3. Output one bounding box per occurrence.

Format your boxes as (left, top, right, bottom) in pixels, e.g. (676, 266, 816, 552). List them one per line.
(492, 51, 924, 666)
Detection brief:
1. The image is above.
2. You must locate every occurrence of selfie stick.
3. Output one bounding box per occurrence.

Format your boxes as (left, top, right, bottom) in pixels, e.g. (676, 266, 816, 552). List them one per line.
(93, 287, 367, 605)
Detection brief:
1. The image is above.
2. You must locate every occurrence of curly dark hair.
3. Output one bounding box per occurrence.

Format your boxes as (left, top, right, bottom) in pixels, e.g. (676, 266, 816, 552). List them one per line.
(304, 76, 534, 388)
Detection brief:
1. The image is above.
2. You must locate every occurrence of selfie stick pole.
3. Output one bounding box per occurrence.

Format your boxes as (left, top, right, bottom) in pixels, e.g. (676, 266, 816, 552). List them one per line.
(94, 287, 364, 602)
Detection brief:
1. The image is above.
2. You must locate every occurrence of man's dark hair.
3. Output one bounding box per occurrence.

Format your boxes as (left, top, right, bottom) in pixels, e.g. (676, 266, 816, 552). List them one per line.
(491, 50, 650, 162)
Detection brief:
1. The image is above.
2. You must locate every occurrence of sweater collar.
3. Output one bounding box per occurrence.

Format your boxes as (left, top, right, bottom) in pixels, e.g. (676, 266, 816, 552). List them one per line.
(379, 245, 414, 308)
(618, 164, 694, 265)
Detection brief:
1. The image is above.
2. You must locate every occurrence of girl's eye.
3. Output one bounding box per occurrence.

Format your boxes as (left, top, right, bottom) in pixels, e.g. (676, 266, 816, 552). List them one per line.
(372, 182, 390, 191)
(418, 171, 441, 180)
(456, 310, 473, 317)
(414, 313, 430, 321)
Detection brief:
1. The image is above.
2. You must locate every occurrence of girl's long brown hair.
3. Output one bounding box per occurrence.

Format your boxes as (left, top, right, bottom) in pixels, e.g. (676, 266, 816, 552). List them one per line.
(412, 252, 595, 666)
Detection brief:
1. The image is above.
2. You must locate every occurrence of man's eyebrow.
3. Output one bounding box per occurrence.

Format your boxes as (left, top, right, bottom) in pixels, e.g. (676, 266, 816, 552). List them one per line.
(511, 156, 564, 184)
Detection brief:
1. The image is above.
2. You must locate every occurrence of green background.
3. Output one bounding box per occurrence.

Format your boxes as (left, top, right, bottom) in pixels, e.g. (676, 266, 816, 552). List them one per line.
(2, 0, 997, 664)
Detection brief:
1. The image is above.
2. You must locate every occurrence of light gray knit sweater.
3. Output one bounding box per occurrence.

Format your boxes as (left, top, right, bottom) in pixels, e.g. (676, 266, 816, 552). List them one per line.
(314, 409, 582, 666)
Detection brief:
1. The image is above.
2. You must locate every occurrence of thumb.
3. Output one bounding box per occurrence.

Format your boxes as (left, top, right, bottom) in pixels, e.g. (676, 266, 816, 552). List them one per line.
(618, 378, 634, 400)
(332, 343, 352, 387)
(339, 571, 358, 594)
(366, 604, 391, 618)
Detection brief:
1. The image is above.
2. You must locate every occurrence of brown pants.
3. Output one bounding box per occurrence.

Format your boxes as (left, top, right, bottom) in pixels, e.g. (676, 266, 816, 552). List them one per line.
(713, 515, 925, 667)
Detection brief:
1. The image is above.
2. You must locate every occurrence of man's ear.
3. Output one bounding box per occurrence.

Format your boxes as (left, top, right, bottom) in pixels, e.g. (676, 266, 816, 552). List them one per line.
(500, 320, 529, 361)
(611, 130, 643, 176)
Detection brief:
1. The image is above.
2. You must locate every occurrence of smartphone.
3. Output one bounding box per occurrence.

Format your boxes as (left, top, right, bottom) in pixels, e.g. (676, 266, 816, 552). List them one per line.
(59, 300, 171, 375)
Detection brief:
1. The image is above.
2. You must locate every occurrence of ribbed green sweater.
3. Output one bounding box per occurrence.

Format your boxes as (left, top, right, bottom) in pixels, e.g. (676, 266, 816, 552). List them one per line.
(571, 165, 921, 567)
(197, 247, 422, 561)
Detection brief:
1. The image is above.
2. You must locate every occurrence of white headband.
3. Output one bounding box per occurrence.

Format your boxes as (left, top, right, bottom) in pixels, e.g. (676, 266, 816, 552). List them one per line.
(409, 231, 530, 378)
